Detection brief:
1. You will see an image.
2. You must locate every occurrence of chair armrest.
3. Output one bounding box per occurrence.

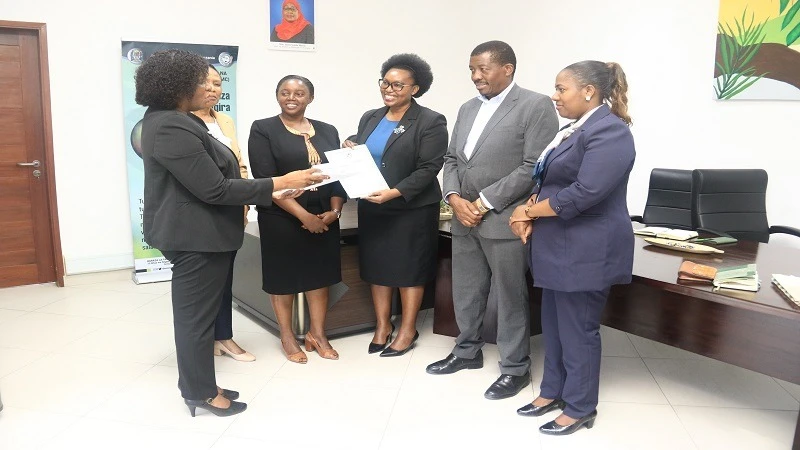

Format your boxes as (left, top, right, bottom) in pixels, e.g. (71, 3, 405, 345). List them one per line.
(630, 215, 644, 223)
(769, 225, 800, 238)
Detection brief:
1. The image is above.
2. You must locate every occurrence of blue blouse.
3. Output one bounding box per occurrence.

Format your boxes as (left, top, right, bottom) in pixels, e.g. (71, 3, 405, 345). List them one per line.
(364, 117, 398, 168)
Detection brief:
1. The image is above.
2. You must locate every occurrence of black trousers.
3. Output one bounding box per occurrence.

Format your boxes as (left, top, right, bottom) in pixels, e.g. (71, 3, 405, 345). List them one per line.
(162, 250, 233, 401)
(214, 250, 237, 341)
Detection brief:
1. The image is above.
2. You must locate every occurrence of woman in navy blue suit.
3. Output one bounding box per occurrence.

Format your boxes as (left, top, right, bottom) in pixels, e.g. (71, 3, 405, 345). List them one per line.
(508, 61, 635, 435)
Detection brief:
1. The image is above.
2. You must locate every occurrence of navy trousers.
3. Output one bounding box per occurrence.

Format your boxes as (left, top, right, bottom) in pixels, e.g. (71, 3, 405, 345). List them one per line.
(539, 288, 609, 418)
(214, 250, 237, 341)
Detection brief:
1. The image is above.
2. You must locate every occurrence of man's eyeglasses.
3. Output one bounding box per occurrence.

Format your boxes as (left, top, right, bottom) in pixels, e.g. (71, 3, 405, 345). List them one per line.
(378, 79, 413, 92)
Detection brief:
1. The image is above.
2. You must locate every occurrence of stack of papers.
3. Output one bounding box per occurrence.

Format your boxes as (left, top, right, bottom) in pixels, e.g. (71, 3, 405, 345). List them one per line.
(713, 264, 760, 292)
(633, 226, 698, 241)
(771, 274, 800, 307)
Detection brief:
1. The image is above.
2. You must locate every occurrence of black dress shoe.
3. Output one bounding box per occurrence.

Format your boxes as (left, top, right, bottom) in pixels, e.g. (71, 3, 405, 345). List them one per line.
(184, 398, 247, 417)
(220, 389, 239, 401)
(539, 410, 597, 435)
(368, 324, 395, 354)
(517, 398, 565, 417)
(484, 372, 530, 400)
(425, 351, 484, 375)
(380, 331, 419, 357)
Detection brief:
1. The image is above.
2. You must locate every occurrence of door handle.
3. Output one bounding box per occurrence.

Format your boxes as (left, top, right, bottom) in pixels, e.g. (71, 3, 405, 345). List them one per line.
(16, 160, 41, 168)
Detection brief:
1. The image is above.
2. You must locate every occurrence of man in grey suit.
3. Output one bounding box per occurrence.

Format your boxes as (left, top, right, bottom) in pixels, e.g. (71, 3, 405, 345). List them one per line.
(426, 40, 558, 399)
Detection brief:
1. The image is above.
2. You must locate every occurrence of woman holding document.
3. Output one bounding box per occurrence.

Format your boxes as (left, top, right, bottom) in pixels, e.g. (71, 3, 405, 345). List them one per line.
(249, 75, 346, 363)
(343, 53, 448, 356)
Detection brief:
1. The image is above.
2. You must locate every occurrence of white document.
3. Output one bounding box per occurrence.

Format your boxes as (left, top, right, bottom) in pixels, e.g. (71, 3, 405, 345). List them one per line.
(324, 145, 389, 198)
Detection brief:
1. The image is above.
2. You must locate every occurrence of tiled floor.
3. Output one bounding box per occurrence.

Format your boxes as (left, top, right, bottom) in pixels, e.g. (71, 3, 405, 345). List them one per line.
(0, 271, 798, 450)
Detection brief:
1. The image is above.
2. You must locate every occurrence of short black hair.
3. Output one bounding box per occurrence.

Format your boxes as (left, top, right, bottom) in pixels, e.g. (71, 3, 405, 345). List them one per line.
(275, 74, 315, 97)
(134, 49, 209, 109)
(380, 53, 434, 98)
(470, 40, 517, 77)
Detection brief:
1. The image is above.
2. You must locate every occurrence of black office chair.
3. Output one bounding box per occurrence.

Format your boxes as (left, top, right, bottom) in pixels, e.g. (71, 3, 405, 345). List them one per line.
(691, 169, 800, 243)
(631, 168, 694, 229)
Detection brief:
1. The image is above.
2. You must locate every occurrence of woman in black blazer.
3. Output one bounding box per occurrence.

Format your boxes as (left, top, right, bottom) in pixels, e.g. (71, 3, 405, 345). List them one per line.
(344, 53, 448, 357)
(136, 50, 324, 417)
(249, 75, 346, 363)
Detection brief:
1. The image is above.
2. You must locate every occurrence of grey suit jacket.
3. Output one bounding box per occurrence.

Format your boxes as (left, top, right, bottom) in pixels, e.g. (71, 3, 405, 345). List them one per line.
(142, 108, 275, 252)
(442, 84, 558, 239)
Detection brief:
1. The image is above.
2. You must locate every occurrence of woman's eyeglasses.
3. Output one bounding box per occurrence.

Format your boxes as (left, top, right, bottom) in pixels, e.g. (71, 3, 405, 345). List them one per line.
(378, 79, 413, 92)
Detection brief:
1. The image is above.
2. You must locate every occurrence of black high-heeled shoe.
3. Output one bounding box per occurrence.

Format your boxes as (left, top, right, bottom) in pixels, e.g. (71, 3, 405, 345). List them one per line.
(517, 398, 565, 417)
(380, 331, 419, 357)
(220, 389, 239, 401)
(539, 410, 597, 435)
(368, 324, 395, 354)
(185, 398, 247, 417)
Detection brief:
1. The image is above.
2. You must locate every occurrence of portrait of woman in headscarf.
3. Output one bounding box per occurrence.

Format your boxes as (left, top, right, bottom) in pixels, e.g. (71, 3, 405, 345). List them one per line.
(270, 0, 314, 44)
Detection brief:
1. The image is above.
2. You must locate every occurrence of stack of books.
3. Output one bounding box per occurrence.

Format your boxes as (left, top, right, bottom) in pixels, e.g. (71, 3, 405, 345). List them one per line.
(771, 274, 800, 307)
(713, 264, 760, 292)
(633, 226, 698, 241)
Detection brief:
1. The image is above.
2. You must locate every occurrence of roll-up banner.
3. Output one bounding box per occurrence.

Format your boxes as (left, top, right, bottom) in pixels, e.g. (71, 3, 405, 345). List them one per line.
(121, 41, 239, 284)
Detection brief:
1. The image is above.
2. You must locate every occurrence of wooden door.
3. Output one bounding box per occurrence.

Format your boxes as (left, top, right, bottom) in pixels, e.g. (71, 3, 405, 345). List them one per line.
(0, 23, 62, 288)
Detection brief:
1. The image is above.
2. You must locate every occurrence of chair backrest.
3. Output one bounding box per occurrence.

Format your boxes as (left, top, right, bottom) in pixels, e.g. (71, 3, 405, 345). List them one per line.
(642, 168, 694, 229)
(691, 169, 770, 243)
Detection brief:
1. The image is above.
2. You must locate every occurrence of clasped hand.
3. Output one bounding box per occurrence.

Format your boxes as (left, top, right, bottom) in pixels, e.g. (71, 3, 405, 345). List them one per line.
(449, 195, 482, 227)
(301, 210, 337, 233)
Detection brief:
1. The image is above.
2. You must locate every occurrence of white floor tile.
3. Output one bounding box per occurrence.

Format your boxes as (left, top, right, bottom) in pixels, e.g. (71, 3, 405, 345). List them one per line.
(1, 353, 151, 415)
(537, 403, 696, 450)
(1, 280, 798, 450)
(628, 334, 707, 360)
(158, 330, 287, 377)
(56, 320, 175, 365)
(0, 308, 26, 324)
(0, 347, 48, 378)
(644, 358, 800, 410)
(675, 405, 797, 450)
(271, 338, 413, 389)
(776, 378, 800, 403)
(80, 278, 172, 295)
(87, 365, 269, 432)
(35, 288, 161, 319)
(41, 417, 220, 450)
(0, 312, 106, 352)
(599, 326, 638, 357)
(230, 305, 272, 334)
(210, 436, 272, 450)
(0, 407, 81, 450)
(118, 293, 174, 325)
(599, 357, 669, 404)
(224, 377, 394, 449)
(0, 283, 71, 311)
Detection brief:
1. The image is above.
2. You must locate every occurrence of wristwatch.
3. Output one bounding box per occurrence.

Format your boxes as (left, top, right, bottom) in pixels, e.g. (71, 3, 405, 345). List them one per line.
(332, 208, 341, 219)
(474, 198, 489, 215)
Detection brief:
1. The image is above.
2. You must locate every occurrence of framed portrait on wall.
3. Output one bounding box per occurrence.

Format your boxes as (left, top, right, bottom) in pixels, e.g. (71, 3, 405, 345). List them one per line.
(269, 0, 315, 51)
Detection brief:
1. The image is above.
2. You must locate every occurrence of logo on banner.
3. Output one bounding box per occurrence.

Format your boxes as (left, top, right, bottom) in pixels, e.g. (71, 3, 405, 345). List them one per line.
(218, 52, 234, 67)
(126, 48, 144, 64)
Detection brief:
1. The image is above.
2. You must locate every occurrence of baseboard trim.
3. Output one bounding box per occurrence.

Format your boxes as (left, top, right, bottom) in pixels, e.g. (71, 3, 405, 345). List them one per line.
(64, 253, 134, 275)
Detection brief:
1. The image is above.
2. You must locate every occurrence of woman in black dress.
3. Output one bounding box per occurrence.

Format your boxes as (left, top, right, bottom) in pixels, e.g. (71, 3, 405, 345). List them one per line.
(343, 54, 448, 357)
(249, 75, 345, 363)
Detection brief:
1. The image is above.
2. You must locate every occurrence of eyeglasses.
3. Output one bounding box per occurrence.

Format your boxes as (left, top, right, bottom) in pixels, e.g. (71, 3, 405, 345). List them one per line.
(378, 79, 414, 92)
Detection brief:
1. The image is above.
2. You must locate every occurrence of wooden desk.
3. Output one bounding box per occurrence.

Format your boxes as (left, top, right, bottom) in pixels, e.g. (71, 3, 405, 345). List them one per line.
(433, 233, 800, 448)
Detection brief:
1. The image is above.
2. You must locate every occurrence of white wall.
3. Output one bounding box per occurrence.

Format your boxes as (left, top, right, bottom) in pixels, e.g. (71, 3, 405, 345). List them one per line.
(1, 0, 797, 274)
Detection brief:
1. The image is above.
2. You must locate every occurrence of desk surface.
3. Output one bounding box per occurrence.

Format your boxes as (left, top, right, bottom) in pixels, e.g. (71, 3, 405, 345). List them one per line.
(631, 236, 800, 319)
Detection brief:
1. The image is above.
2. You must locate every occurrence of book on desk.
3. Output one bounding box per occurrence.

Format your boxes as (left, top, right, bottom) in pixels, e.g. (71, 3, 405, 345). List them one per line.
(713, 264, 760, 292)
(633, 226, 698, 241)
(772, 274, 800, 307)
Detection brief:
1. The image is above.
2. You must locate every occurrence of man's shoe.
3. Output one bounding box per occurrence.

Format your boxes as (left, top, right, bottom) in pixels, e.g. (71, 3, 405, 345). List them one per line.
(484, 372, 530, 400)
(425, 351, 483, 375)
